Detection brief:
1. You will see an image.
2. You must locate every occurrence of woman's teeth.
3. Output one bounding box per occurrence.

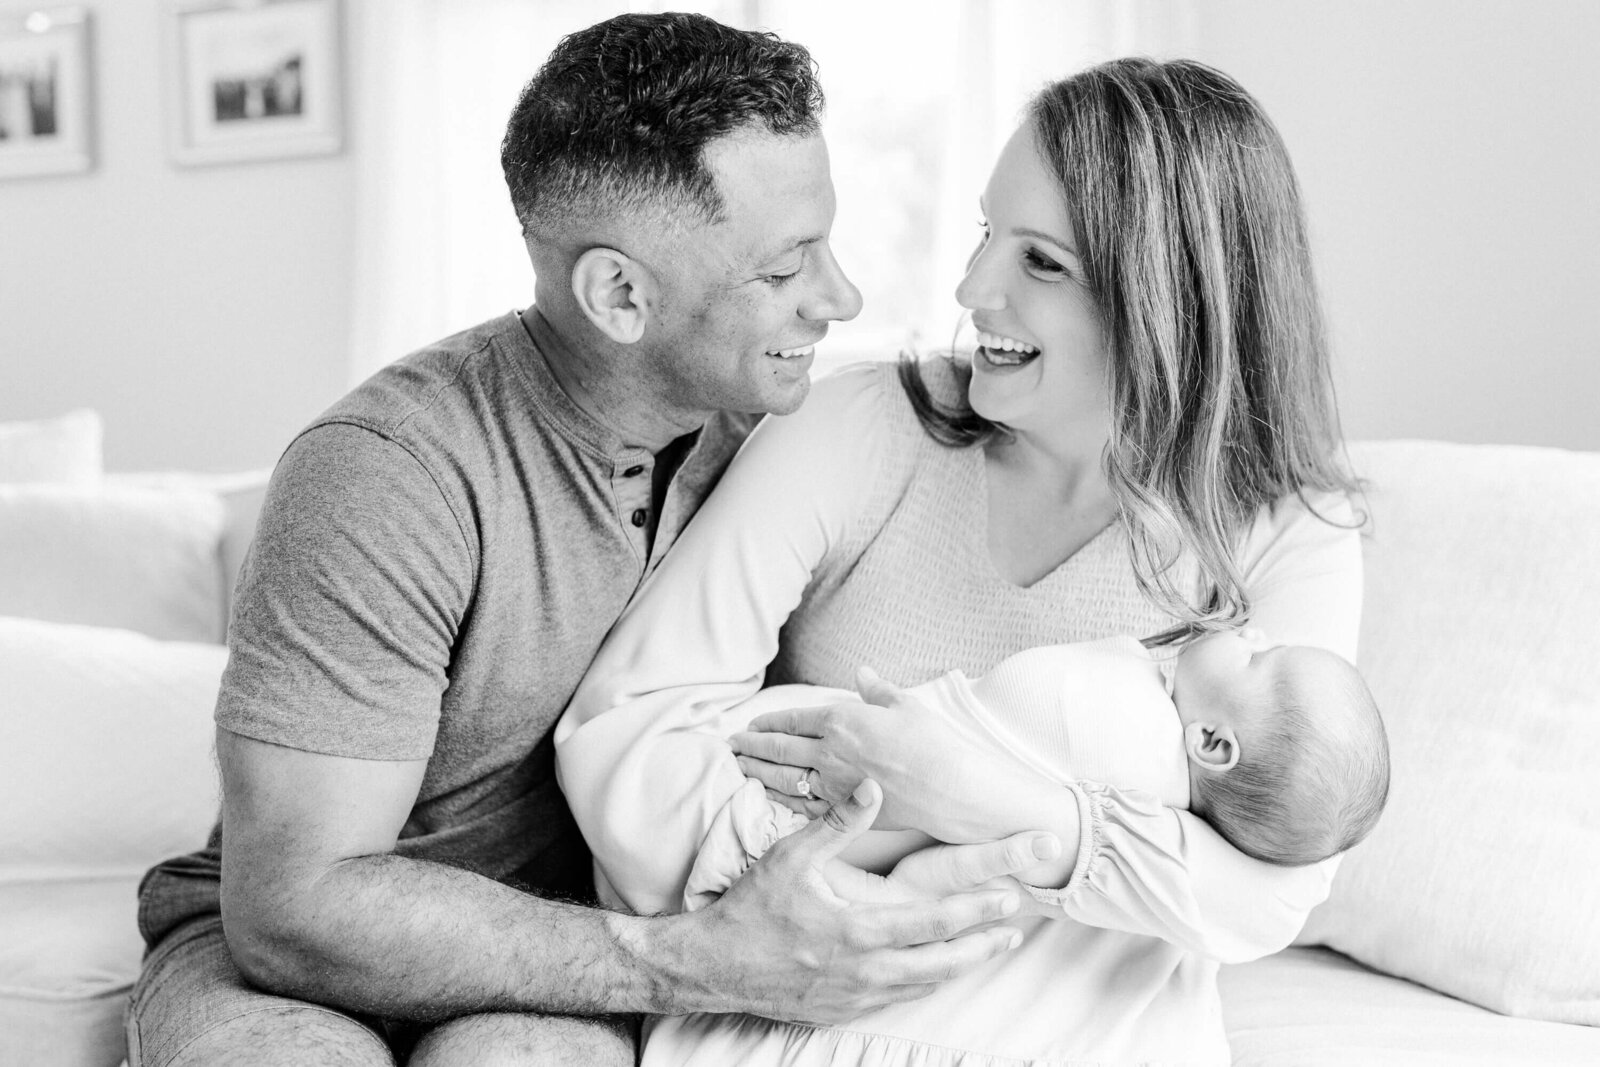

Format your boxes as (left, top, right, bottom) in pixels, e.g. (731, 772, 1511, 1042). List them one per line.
(766, 345, 815, 360)
(976, 330, 1041, 366)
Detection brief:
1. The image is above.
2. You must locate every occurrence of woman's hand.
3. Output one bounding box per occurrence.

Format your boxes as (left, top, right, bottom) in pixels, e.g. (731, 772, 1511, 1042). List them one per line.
(731, 667, 1068, 850)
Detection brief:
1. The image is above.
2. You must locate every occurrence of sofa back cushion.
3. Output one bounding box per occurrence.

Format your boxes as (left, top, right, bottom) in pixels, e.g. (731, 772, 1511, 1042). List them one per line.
(0, 616, 226, 883)
(0, 483, 226, 643)
(1297, 440, 1600, 1025)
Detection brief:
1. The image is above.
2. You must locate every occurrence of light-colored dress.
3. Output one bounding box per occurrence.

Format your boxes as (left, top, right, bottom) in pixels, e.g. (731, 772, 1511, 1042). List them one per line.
(557, 359, 1363, 1066)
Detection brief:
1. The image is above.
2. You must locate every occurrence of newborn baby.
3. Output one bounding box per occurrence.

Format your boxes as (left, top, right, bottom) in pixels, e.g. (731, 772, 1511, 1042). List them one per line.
(945, 629, 1391, 865)
(723, 628, 1389, 882)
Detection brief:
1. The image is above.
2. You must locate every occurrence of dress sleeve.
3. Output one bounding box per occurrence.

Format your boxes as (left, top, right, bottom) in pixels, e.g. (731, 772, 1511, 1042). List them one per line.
(1028, 491, 1363, 962)
(555, 364, 895, 917)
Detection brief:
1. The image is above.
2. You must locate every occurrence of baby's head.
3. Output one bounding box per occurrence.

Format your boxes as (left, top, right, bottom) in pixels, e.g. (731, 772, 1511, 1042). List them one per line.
(1171, 629, 1389, 866)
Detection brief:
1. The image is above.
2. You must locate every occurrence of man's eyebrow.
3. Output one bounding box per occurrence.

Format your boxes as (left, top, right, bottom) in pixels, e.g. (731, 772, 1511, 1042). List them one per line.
(749, 233, 824, 267)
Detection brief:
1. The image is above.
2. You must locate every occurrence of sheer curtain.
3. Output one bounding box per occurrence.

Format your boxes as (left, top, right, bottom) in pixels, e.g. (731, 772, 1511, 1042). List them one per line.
(345, 0, 1195, 383)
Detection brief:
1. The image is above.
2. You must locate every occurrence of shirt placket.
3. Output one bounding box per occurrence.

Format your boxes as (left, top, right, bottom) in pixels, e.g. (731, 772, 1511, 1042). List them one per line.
(611, 451, 654, 561)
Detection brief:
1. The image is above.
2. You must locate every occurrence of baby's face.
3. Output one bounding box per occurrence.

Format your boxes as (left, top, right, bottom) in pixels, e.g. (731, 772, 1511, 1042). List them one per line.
(1172, 628, 1297, 736)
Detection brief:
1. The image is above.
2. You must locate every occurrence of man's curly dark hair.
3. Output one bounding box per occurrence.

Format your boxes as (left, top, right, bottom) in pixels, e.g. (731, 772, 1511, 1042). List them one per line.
(501, 12, 823, 239)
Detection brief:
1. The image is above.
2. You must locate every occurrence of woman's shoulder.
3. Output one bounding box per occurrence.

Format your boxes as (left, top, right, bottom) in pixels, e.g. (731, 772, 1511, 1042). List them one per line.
(773, 355, 943, 443)
(1237, 486, 1365, 592)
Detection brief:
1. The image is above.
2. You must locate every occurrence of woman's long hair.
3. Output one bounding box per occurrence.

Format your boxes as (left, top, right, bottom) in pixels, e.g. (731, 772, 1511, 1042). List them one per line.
(901, 57, 1360, 640)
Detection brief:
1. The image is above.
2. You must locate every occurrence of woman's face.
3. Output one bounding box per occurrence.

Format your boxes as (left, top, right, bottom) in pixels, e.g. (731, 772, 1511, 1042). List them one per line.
(957, 124, 1111, 447)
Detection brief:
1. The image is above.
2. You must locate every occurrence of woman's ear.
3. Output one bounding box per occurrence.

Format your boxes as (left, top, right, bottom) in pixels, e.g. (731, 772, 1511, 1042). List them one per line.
(1184, 721, 1240, 772)
(571, 246, 654, 344)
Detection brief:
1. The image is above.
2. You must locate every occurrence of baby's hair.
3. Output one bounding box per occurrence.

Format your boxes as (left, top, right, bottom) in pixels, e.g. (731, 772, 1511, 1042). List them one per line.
(1194, 653, 1389, 866)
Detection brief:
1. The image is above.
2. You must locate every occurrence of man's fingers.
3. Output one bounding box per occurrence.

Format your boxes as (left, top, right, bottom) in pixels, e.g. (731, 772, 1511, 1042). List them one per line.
(940, 833, 1061, 888)
(859, 925, 1023, 989)
(782, 779, 882, 863)
(860, 889, 1020, 949)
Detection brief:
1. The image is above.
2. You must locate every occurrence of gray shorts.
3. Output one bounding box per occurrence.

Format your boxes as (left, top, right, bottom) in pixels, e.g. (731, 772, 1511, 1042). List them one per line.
(126, 915, 638, 1066)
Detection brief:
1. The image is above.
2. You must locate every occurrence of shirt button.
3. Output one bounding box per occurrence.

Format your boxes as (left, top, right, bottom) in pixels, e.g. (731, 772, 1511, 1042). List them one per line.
(631, 509, 647, 527)
(622, 465, 644, 478)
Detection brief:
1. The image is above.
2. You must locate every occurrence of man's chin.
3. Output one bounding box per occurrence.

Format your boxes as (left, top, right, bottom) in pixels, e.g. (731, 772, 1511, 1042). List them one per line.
(762, 376, 811, 417)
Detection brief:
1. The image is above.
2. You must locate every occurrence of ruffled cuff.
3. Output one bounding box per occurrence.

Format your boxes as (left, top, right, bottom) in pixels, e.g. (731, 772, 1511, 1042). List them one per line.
(1019, 780, 1104, 909)
(682, 778, 808, 912)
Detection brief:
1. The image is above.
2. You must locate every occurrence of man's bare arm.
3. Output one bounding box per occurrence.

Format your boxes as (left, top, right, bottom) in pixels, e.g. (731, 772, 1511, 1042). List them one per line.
(218, 730, 1030, 1025)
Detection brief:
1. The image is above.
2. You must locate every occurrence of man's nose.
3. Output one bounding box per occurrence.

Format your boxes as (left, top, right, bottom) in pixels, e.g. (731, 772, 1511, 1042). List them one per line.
(802, 245, 863, 322)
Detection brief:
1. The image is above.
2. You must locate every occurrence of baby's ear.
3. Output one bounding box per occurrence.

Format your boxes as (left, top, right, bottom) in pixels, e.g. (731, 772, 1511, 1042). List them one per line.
(1184, 722, 1240, 772)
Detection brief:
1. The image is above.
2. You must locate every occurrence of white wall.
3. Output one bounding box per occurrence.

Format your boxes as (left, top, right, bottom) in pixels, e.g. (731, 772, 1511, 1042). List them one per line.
(1191, 0, 1600, 450)
(2, 1, 1596, 470)
(0, 0, 355, 471)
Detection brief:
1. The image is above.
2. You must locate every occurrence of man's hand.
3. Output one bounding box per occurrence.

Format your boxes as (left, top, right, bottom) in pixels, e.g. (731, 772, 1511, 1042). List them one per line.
(654, 780, 1034, 1025)
(838, 830, 1061, 904)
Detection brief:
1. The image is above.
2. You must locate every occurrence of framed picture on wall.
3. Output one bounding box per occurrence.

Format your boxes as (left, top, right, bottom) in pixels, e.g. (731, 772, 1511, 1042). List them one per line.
(0, 6, 93, 180)
(166, 0, 342, 166)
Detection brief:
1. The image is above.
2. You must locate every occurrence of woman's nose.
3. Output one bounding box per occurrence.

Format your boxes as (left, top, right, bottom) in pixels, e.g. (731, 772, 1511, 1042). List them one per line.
(955, 250, 1004, 311)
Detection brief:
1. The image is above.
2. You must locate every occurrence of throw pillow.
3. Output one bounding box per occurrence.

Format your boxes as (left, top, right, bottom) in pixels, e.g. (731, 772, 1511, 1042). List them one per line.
(0, 482, 226, 643)
(1297, 440, 1600, 1025)
(0, 615, 226, 883)
(0, 409, 103, 485)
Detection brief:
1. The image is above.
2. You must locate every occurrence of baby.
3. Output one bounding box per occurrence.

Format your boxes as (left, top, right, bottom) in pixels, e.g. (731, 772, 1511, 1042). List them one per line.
(885, 629, 1391, 866)
(736, 629, 1389, 870)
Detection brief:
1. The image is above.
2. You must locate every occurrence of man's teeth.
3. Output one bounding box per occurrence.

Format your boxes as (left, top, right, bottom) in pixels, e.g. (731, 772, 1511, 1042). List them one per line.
(767, 345, 815, 360)
(976, 330, 1041, 365)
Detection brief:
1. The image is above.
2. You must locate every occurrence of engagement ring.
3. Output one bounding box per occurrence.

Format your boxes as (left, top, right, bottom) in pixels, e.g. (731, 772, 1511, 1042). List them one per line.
(795, 775, 812, 797)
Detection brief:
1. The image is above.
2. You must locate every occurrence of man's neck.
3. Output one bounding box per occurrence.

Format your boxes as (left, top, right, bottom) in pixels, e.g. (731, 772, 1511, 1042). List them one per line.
(524, 308, 707, 454)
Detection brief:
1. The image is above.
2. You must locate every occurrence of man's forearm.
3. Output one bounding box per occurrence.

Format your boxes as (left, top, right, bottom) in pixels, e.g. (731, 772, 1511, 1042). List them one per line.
(226, 852, 689, 1021)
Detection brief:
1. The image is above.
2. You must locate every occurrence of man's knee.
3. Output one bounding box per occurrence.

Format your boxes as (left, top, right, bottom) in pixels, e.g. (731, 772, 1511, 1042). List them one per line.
(408, 1011, 639, 1067)
(127, 915, 393, 1067)
(157, 1007, 395, 1067)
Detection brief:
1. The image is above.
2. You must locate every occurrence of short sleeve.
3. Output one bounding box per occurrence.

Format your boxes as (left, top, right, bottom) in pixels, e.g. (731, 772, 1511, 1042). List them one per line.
(217, 422, 474, 760)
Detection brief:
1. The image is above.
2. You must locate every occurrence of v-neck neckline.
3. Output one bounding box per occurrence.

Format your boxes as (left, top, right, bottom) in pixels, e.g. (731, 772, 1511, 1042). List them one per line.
(966, 445, 1120, 592)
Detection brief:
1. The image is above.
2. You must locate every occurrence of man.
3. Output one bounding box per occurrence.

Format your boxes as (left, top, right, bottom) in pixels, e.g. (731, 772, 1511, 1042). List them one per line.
(128, 13, 1049, 1066)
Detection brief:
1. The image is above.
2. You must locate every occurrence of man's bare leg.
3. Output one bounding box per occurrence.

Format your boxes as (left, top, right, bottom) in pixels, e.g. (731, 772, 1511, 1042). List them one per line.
(408, 1011, 637, 1067)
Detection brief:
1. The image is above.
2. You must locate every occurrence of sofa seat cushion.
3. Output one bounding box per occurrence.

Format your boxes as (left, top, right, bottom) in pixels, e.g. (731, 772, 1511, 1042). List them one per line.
(1221, 947, 1600, 1065)
(0, 877, 142, 1067)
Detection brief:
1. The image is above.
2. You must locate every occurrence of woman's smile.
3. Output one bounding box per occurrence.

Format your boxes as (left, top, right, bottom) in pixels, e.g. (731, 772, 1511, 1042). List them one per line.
(975, 329, 1042, 367)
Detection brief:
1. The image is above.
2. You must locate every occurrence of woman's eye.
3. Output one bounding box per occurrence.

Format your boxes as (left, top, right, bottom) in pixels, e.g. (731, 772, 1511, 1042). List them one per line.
(1024, 249, 1067, 277)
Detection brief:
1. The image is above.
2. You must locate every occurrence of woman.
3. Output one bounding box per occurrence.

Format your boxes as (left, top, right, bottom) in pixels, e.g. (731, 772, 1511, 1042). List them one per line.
(558, 57, 1363, 1065)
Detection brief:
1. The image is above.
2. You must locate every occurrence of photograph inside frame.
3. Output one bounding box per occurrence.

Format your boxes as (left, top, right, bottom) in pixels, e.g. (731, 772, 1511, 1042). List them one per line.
(170, 0, 341, 164)
(0, 6, 92, 179)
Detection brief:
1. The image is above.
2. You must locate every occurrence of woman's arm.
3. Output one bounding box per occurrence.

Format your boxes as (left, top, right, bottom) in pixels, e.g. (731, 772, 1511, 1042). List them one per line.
(555, 364, 898, 916)
(737, 491, 1364, 962)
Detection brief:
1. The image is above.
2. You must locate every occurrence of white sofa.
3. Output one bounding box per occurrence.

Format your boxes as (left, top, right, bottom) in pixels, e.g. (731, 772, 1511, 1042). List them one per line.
(2, 410, 1597, 1065)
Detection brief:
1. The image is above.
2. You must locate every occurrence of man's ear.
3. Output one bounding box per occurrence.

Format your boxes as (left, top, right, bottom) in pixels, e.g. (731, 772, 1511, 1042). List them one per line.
(1184, 721, 1240, 772)
(571, 246, 654, 344)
